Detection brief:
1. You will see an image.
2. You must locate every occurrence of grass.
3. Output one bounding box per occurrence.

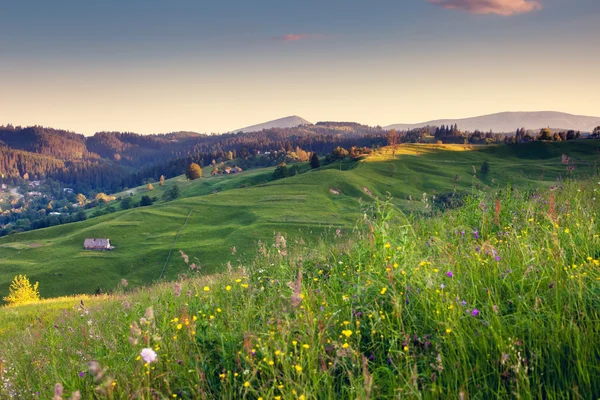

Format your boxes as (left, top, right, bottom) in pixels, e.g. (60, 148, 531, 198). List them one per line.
(0, 141, 599, 299)
(0, 177, 598, 398)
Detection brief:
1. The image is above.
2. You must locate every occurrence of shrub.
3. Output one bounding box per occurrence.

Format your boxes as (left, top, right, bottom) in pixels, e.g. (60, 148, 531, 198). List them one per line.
(3, 274, 40, 305)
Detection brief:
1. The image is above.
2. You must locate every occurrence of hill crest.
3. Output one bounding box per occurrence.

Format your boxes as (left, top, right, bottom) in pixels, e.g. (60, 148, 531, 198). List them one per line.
(232, 115, 312, 133)
(386, 111, 600, 133)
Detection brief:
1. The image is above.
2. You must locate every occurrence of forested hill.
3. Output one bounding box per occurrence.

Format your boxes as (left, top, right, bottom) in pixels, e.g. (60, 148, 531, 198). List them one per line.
(0, 122, 386, 192)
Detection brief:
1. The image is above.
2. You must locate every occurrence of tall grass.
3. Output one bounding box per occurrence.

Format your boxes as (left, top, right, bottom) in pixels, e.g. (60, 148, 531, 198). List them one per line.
(1, 179, 599, 399)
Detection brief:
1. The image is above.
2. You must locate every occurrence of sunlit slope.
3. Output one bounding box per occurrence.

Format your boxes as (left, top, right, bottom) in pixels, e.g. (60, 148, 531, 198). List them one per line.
(1, 141, 598, 298)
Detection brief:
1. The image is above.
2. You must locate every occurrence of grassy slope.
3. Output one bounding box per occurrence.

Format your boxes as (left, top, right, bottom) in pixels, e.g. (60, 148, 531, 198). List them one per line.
(0, 141, 598, 298)
(0, 178, 598, 398)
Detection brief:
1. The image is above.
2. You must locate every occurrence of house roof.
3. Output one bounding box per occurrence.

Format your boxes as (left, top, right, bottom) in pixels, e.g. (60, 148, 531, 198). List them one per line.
(84, 238, 110, 247)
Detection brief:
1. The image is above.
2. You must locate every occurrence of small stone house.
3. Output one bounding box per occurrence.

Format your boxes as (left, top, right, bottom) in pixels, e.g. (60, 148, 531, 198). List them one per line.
(84, 238, 114, 251)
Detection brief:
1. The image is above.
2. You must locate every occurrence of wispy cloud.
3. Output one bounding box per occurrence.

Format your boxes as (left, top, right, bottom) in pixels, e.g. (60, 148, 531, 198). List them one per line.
(426, 0, 542, 16)
(275, 34, 325, 42)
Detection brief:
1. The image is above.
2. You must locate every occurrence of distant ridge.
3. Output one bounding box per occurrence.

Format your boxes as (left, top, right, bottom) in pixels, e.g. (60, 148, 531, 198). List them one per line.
(385, 111, 600, 133)
(233, 116, 312, 133)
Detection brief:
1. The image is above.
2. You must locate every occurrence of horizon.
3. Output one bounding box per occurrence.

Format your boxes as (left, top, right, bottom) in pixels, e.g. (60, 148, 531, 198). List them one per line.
(1, 0, 599, 135)
(2, 109, 599, 136)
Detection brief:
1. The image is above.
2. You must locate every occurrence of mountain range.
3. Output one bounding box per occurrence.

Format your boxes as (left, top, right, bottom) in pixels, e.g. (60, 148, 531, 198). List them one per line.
(385, 111, 600, 133)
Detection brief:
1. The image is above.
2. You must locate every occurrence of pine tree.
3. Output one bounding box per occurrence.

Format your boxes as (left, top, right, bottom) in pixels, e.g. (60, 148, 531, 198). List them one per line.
(310, 152, 321, 169)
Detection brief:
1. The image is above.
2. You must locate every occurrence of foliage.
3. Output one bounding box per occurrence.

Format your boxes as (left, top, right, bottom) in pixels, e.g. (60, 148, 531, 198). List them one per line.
(162, 184, 180, 201)
(480, 160, 490, 174)
(186, 163, 203, 180)
(140, 195, 153, 207)
(3, 274, 40, 305)
(309, 152, 320, 169)
(272, 162, 288, 180)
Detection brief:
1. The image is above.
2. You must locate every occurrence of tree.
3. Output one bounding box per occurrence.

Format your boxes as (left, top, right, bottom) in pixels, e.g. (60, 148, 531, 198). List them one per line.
(120, 197, 133, 210)
(331, 146, 349, 160)
(386, 129, 399, 156)
(480, 161, 490, 175)
(310, 152, 321, 169)
(272, 163, 289, 180)
(140, 195, 153, 207)
(76, 193, 87, 206)
(147, 183, 154, 191)
(163, 184, 180, 201)
(3, 274, 40, 305)
(186, 163, 203, 180)
(538, 128, 553, 141)
(159, 175, 165, 186)
(95, 192, 110, 203)
(592, 126, 600, 139)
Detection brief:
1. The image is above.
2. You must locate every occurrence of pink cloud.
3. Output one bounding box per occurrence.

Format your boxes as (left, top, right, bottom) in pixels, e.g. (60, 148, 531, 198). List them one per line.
(426, 0, 542, 16)
(275, 34, 324, 42)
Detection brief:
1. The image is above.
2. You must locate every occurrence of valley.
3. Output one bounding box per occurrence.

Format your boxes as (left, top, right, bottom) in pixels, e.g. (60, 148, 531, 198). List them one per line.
(1, 141, 598, 298)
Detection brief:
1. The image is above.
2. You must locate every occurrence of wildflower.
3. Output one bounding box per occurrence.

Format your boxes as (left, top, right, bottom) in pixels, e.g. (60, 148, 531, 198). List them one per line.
(445, 328, 452, 334)
(342, 330, 353, 338)
(403, 346, 409, 351)
(70, 391, 81, 400)
(446, 271, 453, 278)
(140, 348, 158, 363)
(380, 287, 387, 295)
(384, 243, 391, 249)
(225, 285, 232, 291)
(302, 344, 310, 349)
(176, 324, 182, 330)
(53, 383, 63, 400)
(471, 309, 480, 317)
(244, 381, 250, 388)
(342, 343, 349, 348)
(294, 365, 303, 373)
(204, 286, 210, 292)
(173, 283, 182, 297)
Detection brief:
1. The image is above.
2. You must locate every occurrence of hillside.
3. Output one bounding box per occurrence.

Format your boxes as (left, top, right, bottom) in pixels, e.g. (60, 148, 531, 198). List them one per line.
(0, 177, 598, 398)
(1, 141, 599, 299)
(386, 111, 600, 133)
(232, 116, 312, 133)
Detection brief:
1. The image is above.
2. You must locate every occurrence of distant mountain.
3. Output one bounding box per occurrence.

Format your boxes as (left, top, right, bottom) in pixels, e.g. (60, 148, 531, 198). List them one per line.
(386, 112, 600, 133)
(233, 116, 312, 133)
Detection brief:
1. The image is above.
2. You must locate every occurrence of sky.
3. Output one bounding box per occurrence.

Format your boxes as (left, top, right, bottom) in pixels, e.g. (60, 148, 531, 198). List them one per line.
(0, 0, 598, 135)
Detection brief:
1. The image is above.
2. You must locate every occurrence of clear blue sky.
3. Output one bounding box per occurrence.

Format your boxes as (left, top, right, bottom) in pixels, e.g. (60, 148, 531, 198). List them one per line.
(1, 0, 598, 134)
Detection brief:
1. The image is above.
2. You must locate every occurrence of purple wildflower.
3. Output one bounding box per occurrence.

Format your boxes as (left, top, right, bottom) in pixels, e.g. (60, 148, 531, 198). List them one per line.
(446, 271, 453, 278)
(471, 309, 480, 317)
(461, 300, 467, 306)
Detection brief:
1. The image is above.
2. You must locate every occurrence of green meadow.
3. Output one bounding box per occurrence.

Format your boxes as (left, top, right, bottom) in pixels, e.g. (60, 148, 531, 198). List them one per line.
(0, 141, 598, 299)
(0, 175, 598, 398)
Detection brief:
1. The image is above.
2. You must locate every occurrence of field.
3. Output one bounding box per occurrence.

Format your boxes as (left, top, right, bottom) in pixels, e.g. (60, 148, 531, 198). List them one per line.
(0, 176, 598, 398)
(0, 141, 599, 299)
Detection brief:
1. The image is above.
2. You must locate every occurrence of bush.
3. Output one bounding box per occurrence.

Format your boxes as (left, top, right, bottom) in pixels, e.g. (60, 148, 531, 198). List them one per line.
(140, 195, 153, 207)
(3, 274, 40, 305)
(480, 160, 490, 174)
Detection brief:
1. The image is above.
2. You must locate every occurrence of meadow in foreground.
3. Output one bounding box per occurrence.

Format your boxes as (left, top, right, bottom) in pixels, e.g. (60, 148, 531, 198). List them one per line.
(1, 178, 599, 399)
